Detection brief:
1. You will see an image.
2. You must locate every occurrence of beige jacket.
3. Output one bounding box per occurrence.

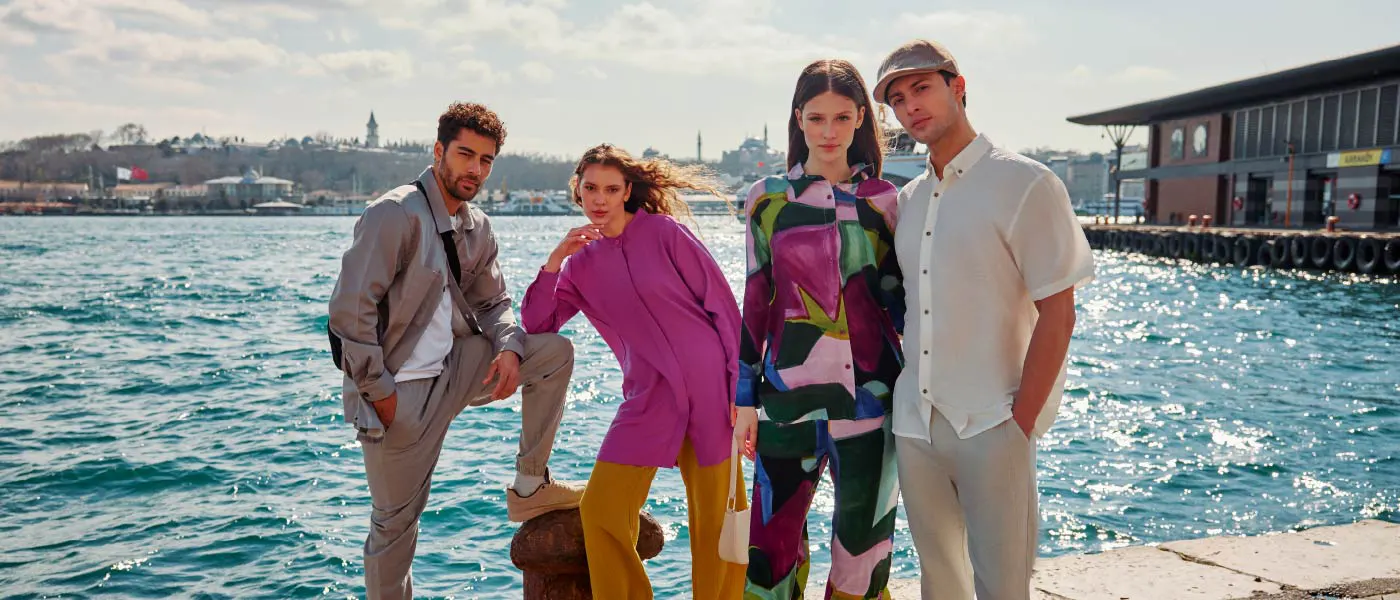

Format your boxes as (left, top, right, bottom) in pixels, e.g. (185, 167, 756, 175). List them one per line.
(329, 166, 525, 424)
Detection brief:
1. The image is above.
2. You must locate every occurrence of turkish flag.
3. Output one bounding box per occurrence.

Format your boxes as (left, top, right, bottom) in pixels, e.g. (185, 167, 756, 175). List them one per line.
(131, 167, 149, 181)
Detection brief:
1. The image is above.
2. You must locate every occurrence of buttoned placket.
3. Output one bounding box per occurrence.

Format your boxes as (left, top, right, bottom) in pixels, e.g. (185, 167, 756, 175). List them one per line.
(916, 165, 964, 400)
(824, 179, 856, 374)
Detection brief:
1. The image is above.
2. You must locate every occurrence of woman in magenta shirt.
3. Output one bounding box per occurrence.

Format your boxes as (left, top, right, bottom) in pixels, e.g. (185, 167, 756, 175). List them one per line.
(521, 143, 746, 599)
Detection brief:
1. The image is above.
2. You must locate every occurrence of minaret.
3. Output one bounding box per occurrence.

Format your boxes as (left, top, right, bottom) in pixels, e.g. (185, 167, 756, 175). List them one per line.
(697, 131, 702, 162)
(365, 111, 380, 149)
(763, 124, 768, 147)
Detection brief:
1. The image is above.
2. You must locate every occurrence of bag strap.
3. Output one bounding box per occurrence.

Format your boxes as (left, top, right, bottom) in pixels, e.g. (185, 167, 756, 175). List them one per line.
(415, 180, 462, 284)
(726, 435, 740, 511)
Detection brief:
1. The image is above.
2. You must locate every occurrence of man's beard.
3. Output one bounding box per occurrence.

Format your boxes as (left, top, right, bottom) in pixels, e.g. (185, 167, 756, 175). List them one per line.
(438, 162, 481, 203)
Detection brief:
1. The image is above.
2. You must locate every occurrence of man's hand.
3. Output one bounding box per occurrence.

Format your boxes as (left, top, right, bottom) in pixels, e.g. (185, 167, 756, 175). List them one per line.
(1011, 398, 1035, 440)
(734, 406, 758, 461)
(373, 392, 398, 428)
(483, 351, 522, 401)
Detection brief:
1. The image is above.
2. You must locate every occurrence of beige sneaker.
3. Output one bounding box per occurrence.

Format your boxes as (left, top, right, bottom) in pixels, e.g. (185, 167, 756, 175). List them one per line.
(507, 475, 585, 523)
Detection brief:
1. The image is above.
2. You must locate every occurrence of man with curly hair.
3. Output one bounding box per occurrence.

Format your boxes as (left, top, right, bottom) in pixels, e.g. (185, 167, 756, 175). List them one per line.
(329, 102, 584, 599)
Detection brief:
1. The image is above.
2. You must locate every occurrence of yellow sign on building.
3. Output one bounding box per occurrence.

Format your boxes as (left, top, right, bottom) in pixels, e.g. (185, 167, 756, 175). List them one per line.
(1327, 148, 1392, 168)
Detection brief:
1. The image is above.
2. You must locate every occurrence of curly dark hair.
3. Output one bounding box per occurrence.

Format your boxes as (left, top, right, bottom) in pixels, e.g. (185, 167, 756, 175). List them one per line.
(437, 102, 507, 152)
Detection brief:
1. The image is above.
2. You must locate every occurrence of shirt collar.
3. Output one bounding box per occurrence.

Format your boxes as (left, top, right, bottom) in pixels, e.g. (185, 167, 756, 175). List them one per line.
(416, 165, 477, 232)
(787, 162, 874, 183)
(928, 133, 993, 180)
(604, 207, 648, 245)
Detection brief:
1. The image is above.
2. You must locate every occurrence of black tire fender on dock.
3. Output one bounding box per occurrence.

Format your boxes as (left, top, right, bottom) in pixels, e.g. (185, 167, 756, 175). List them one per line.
(1270, 238, 1290, 268)
(1215, 236, 1233, 264)
(1152, 234, 1168, 257)
(1232, 237, 1254, 266)
(1185, 234, 1202, 261)
(1256, 240, 1274, 267)
(1385, 238, 1400, 273)
(1355, 237, 1382, 275)
(1290, 236, 1310, 267)
(1168, 234, 1184, 258)
(1332, 237, 1358, 272)
(1201, 234, 1218, 262)
(1310, 237, 1333, 269)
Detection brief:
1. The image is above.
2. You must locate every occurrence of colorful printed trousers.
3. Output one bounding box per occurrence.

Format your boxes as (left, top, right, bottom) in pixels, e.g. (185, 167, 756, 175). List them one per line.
(744, 415, 900, 600)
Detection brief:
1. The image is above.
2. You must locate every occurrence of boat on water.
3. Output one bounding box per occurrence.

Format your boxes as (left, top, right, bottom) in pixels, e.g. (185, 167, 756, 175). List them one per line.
(1078, 193, 1145, 218)
(678, 192, 739, 216)
(483, 190, 580, 216)
(882, 126, 928, 187)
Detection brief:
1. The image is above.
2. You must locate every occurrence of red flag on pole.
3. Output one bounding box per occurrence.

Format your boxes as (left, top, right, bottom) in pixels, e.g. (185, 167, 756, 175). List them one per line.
(132, 167, 149, 181)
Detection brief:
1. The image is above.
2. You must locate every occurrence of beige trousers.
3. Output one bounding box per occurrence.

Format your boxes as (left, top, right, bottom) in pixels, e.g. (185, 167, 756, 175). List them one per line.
(360, 333, 574, 600)
(895, 409, 1038, 600)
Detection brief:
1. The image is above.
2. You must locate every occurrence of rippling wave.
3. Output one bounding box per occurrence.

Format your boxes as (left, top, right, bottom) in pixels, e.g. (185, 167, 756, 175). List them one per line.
(0, 216, 1395, 598)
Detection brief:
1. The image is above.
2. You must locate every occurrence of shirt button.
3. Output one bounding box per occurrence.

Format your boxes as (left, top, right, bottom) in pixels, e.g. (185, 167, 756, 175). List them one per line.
(844, 364, 852, 370)
(925, 232, 931, 237)
(934, 193, 940, 197)
(922, 269, 928, 274)
(924, 310, 930, 315)
(922, 389, 928, 394)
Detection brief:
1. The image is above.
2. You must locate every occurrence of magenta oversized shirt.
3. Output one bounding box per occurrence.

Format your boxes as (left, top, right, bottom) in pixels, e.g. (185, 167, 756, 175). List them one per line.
(521, 209, 740, 468)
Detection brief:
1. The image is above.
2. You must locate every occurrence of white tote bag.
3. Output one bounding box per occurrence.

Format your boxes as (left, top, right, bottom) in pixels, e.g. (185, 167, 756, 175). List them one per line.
(718, 435, 750, 564)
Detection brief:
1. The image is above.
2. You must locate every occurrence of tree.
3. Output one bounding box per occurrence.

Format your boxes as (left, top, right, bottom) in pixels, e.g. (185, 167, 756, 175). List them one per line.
(113, 123, 149, 145)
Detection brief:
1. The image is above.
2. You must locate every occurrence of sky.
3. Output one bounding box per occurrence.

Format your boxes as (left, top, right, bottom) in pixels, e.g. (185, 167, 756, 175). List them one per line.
(1, 0, 1397, 159)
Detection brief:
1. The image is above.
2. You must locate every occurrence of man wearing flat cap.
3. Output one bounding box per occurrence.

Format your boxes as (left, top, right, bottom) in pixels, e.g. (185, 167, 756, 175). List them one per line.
(873, 40, 1095, 600)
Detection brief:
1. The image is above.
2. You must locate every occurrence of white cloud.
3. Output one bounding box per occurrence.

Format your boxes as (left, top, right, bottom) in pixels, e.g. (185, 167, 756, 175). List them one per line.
(520, 61, 554, 83)
(1118, 66, 1175, 82)
(129, 74, 212, 96)
(95, 0, 211, 28)
(61, 32, 286, 75)
(380, 0, 851, 78)
(1069, 65, 1092, 79)
(0, 21, 38, 46)
(0, 75, 58, 106)
(582, 65, 607, 80)
(213, 4, 316, 28)
(392, 0, 566, 43)
(323, 26, 359, 44)
(18, 98, 229, 127)
(894, 10, 1037, 49)
(1, 0, 212, 37)
(458, 59, 511, 86)
(533, 2, 856, 77)
(1, 0, 114, 35)
(14, 80, 60, 96)
(308, 50, 414, 82)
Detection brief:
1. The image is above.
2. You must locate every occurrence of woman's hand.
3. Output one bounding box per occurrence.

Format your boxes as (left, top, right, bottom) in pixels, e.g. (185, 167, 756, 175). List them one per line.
(733, 405, 758, 461)
(544, 224, 603, 272)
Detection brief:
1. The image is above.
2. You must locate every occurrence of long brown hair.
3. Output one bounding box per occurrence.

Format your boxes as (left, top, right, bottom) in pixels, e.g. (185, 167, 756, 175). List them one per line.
(569, 144, 731, 223)
(787, 59, 885, 177)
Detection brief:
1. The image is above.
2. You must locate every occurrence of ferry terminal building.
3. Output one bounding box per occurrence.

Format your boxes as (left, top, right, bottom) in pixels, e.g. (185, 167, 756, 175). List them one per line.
(1069, 44, 1400, 231)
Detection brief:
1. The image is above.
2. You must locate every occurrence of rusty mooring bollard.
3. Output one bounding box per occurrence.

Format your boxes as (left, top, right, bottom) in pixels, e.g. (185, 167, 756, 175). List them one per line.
(510, 508, 664, 599)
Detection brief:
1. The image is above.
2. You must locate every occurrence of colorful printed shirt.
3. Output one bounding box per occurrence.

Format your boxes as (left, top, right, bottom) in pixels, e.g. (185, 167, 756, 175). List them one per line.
(737, 163, 905, 424)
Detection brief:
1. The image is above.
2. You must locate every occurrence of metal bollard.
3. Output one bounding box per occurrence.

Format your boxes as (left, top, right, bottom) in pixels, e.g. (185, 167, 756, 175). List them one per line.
(510, 508, 665, 599)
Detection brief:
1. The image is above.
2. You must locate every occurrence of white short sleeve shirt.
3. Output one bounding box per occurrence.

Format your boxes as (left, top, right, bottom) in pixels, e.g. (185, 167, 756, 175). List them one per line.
(892, 134, 1095, 442)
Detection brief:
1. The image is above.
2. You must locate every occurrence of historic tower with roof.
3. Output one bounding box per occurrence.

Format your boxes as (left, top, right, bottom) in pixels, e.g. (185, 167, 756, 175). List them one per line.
(365, 111, 380, 149)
